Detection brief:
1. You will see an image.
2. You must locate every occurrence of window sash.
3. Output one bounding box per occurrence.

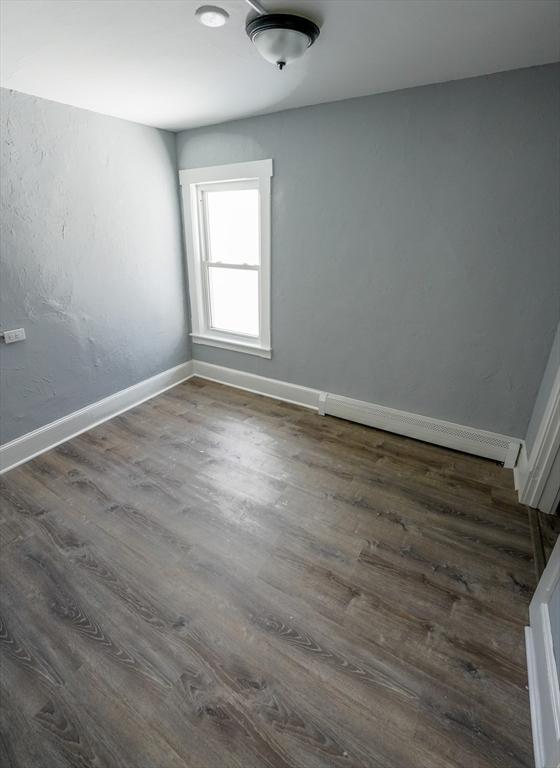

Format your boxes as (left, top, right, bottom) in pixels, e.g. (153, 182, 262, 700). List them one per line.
(198, 180, 260, 268)
(196, 180, 261, 338)
(203, 262, 260, 338)
(201, 262, 259, 271)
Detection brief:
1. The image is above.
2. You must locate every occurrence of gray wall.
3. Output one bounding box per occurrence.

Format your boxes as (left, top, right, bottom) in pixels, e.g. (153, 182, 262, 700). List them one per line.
(176, 64, 560, 439)
(0, 89, 190, 444)
(525, 322, 560, 455)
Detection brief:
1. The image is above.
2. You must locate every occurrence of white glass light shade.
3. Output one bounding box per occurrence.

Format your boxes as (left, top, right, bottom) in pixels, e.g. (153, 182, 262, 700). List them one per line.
(246, 14, 320, 70)
(252, 27, 311, 68)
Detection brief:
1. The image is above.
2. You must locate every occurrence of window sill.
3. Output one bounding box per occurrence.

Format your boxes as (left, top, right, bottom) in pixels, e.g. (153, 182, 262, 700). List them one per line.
(190, 334, 272, 359)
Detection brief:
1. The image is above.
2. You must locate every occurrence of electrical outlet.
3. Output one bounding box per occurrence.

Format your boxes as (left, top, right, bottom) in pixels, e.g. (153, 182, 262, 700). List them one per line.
(2, 328, 26, 344)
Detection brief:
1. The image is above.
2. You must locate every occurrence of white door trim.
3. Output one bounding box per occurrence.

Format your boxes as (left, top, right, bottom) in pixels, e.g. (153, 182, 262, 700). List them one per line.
(526, 537, 560, 768)
(515, 364, 560, 509)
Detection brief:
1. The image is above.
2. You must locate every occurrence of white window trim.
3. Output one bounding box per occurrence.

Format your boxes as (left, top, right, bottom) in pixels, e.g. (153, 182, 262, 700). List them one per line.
(179, 159, 273, 358)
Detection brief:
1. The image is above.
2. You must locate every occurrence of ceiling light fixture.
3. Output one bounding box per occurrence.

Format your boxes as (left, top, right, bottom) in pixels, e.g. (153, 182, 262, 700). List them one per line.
(245, 12, 320, 70)
(195, 5, 229, 28)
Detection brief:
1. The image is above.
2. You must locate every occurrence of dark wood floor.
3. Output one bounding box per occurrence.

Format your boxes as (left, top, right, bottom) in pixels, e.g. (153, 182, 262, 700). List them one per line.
(0, 378, 537, 767)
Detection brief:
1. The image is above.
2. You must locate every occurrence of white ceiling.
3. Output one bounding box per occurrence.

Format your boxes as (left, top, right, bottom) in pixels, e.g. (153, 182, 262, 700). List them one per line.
(1, 0, 559, 131)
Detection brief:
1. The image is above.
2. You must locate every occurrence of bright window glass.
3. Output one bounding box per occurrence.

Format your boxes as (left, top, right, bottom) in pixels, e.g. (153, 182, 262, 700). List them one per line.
(206, 188, 259, 265)
(208, 267, 259, 337)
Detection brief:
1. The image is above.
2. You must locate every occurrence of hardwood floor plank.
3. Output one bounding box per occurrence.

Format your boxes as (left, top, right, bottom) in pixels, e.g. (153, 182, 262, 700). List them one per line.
(0, 378, 535, 767)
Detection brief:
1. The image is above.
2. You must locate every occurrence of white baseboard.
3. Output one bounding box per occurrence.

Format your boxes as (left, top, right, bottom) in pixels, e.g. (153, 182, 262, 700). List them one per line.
(191, 361, 521, 467)
(0, 361, 194, 474)
(0, 359, 523, 474)
(192, 361, 320, 410)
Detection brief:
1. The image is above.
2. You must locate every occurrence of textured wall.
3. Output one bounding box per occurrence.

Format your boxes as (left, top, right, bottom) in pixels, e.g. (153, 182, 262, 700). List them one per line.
(176, 64, 560, 439)
(0, 89, 190, 443)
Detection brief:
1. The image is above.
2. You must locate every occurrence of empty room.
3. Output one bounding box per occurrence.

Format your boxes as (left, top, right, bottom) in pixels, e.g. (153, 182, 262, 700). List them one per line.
(1, 0, 560, 766)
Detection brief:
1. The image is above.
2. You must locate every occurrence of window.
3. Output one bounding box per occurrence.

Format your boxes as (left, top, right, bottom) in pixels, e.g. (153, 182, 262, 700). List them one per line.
(179, 160, 273, 357)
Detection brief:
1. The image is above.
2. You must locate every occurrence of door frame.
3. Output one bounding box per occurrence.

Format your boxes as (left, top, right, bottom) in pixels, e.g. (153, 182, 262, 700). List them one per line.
(526, 536, 560, 768)
(516, 363, 560, 512)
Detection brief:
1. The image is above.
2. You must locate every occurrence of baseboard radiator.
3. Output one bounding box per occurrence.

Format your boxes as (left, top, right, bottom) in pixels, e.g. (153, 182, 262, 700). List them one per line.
(322, 392, 520, 467)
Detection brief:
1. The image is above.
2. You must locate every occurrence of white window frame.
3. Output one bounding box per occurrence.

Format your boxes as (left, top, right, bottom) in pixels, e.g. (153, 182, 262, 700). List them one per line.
(179, 160, 273, 358)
